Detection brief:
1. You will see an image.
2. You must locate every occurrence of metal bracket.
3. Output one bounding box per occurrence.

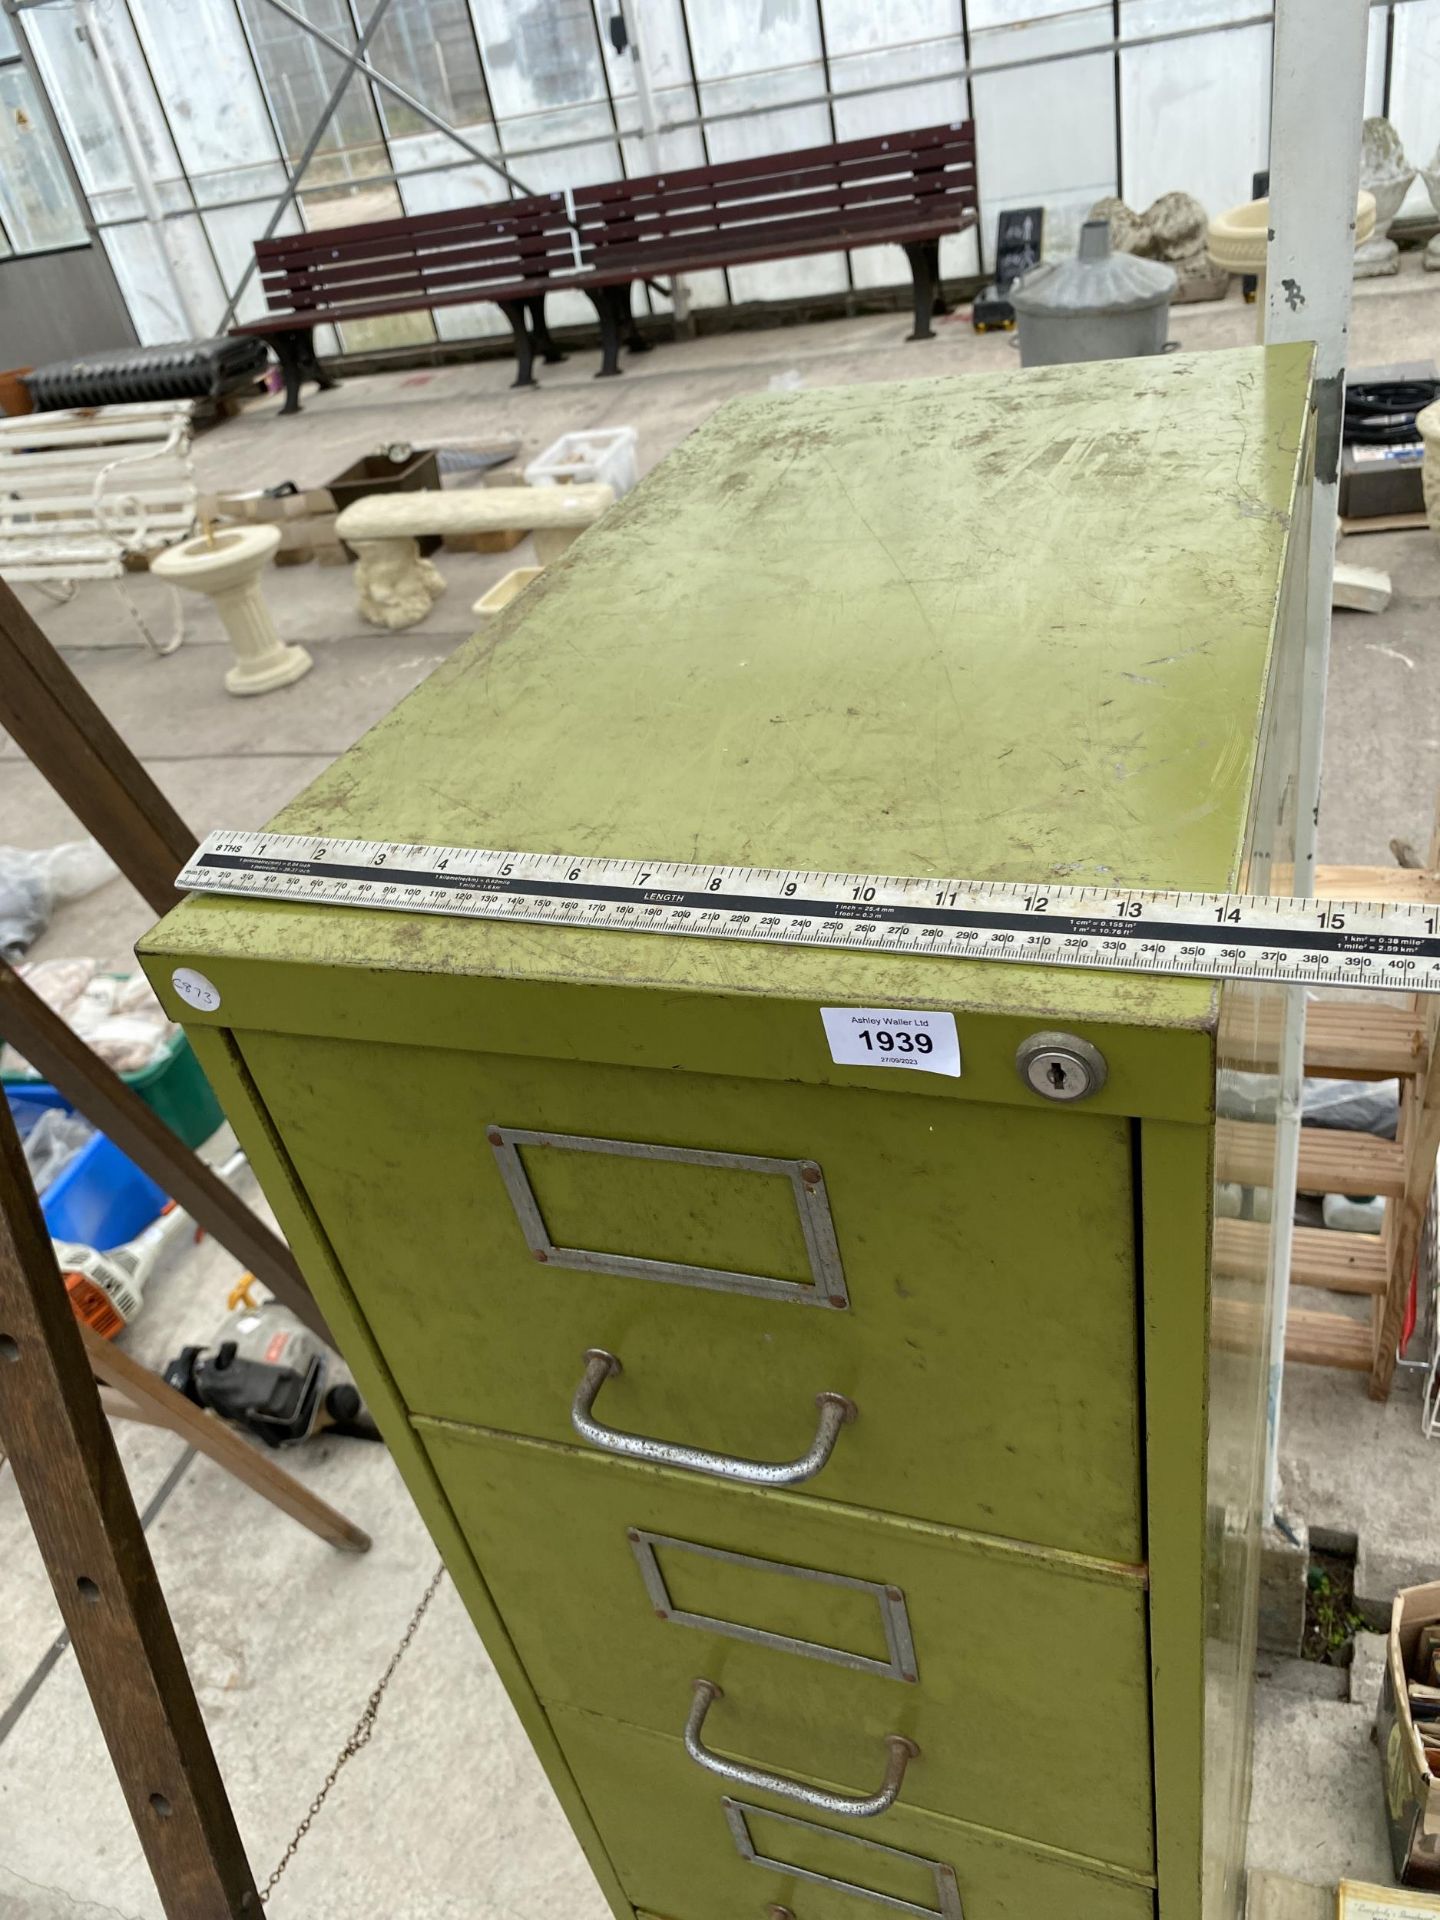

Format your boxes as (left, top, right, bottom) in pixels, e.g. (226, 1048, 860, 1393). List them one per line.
(722, 1800, 963, 1920)
(629, 1530, 917, 1682)
(488, 1126, 848, 1308)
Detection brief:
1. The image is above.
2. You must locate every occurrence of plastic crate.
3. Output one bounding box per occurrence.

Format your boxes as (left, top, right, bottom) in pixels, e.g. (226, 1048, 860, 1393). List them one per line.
(39, 1130, 167, 1249)
(525, 428, 638, 498)
(3, 1027, 223, 1150)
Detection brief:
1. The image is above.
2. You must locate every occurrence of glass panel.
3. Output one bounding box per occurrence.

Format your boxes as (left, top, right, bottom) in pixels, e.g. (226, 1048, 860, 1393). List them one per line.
(0, 13, 17, 60)
(203, 199, 303, 324)
(26, 1, 186, 220)
(1120, 3, 1270, 218)
(368, 0, 493, 141)
(822, 3, 975, 290)
(128, 0, 281, 209)
(1387, 0, 1440, 221)
(968, 2, 1116, 270)
(100, 213, 227, 343)
(0, 68, 87, 252)
(466, 0, 608, 119)
(236, 0, 387, 207)
(679, 1, 846, 304)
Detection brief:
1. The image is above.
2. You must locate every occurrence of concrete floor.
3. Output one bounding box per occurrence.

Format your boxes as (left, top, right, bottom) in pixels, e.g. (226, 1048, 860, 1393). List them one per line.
(2, 259, 1440, 1914)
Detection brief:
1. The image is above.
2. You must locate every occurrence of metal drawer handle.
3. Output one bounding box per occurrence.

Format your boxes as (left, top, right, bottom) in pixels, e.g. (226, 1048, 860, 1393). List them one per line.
(571, 1349, 856, 1487)
(685, 1679, 919, 1818)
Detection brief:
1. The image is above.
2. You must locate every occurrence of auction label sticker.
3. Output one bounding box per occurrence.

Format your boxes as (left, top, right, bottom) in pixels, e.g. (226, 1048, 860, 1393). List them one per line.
(1340, 1885, 1440, 1919)
(821, 1006, 960, 1078)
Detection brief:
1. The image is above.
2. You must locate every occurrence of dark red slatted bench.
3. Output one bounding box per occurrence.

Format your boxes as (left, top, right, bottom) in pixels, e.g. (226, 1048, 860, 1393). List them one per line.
(235, 121, 978, 415)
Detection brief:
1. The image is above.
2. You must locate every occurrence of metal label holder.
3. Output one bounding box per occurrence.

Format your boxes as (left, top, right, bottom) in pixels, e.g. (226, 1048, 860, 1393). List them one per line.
(723, 1800, 963, 1920)
(629, 1530, 918, 1683)
(488, 1126, 848, 1308)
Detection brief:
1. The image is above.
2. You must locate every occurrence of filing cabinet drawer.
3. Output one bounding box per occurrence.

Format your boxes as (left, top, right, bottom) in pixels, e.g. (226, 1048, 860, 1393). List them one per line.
(243, 1031, 1144, 1561)
(545, 1705, 1156, 1920)
(420, 1420, 1155, 1874)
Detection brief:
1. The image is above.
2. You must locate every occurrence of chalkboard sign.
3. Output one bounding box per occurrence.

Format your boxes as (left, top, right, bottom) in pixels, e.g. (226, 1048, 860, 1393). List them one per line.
(996, 207, 1044, 293)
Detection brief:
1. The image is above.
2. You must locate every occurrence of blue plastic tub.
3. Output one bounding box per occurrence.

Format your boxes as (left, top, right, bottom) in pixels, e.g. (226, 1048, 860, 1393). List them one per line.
(39, 1131, 167, 1249)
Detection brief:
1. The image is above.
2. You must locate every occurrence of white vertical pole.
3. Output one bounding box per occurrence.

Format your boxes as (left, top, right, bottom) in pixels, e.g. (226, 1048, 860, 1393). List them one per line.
(74, 0, 204, 339)
(615, 0, 690, 325)
(1259, 0, 1370, 1526)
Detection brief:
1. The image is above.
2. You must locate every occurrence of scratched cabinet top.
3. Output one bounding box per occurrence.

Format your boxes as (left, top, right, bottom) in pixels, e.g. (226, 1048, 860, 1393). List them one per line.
(151, 345, 1313, 1031)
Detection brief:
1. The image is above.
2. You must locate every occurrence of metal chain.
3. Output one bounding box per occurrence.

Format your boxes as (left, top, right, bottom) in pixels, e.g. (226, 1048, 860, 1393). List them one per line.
(261, 1562, 448, 1904)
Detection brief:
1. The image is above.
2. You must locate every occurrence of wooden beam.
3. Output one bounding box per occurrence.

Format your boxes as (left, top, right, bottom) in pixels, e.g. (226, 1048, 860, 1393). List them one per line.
(1371, 1022, 1440, 1399)
(1217, 1118, 1405, 1198)
(1214, 1296, 1373, 1370)
(0, 577, 195, 914)
(85, 1325, 370, 1553)
(1303, 1001, 1425, 1080)
(0, 1097, 260, 1919)
(1314, 863, 1440, 905)
(0, 961, 329, 1343)
(1214, 1217, 1387, 1294)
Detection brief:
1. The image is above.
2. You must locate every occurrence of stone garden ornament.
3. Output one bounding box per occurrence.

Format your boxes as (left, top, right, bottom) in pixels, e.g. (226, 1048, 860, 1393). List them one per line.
(1355, 116, 1415, 277)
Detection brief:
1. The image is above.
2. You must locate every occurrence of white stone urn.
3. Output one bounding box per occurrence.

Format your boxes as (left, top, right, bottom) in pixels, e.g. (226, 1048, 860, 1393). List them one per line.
(149, 524, 313, 696)
(1355, 116, 1415, 277)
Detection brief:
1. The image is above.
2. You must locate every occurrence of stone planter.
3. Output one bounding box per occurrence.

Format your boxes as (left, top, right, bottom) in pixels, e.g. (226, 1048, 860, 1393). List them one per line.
(1415, 401, 1440, 537)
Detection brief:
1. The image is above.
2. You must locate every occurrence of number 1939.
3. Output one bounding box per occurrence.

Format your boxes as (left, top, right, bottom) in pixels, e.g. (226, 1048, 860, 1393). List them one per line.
(859, 1027, 933, 1055)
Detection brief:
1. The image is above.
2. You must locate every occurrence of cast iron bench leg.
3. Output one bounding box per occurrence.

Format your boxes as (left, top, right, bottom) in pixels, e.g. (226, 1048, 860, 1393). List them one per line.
(529, 297, 567, 365)
(500, 300, 537, 388)
(300, 328, 339, 392)
(272, 330, 307, 415)
(588, 287, 623, 378)
(619, 280, 653, 355)
(903, 243, 937, 342)
(927, 240, 949, 316)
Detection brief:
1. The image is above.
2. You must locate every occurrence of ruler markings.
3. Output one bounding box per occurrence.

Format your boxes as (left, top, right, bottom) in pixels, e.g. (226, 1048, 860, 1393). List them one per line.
(176, 832, 1440, 995)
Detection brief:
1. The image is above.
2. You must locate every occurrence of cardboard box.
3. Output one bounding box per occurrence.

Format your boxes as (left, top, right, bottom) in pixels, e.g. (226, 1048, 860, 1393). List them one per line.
(197, 487, 335, 522)
(1377, 1579, 1440, 1890)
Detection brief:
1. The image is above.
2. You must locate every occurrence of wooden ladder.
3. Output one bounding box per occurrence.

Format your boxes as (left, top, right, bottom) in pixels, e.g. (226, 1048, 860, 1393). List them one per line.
(1215, 859, 1440, 1400)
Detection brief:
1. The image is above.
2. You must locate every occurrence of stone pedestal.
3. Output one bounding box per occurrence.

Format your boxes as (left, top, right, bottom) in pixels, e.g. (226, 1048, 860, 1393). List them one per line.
(1356, 118, 1414, 280)
(1258, 1515, 1311, 1657)
(352, 537, 446, 631)
(149, 524, 312, 696)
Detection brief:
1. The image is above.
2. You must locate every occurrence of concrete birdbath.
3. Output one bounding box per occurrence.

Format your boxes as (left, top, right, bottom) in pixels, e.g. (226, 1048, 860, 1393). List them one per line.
(1208, 192, 1376, 337)
(149, 523, 313, 696)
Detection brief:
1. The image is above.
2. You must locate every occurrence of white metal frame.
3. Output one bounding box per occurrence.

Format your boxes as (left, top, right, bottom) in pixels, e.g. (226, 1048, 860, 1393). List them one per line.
(1260, 0, 1372, 1524)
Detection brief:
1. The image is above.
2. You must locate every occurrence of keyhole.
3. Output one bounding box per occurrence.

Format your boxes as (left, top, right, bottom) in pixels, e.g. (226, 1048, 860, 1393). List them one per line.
(1047, 1059, 1068, 1090)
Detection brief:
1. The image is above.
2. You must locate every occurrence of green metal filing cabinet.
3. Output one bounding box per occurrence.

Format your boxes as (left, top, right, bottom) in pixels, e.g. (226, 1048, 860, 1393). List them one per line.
(142, 345, 1315, 1920)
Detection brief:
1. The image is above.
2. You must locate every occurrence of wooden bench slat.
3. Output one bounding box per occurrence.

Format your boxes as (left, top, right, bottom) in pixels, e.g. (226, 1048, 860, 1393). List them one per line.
(570, 174, 971, 250)
(577, 122, 974, 204)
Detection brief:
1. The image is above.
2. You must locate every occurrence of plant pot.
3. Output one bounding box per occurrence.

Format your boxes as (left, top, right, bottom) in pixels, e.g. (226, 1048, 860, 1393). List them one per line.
(0, 366, 34, 416)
